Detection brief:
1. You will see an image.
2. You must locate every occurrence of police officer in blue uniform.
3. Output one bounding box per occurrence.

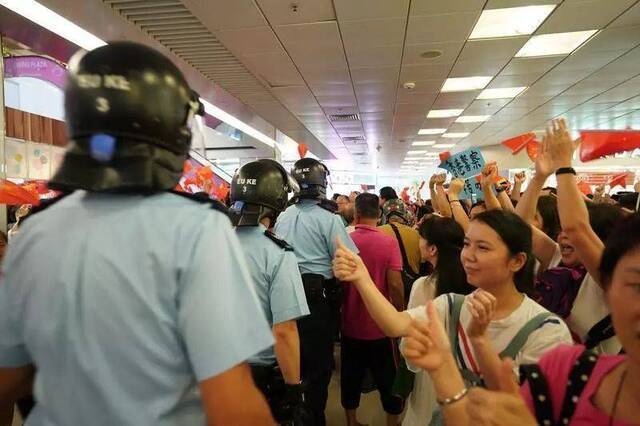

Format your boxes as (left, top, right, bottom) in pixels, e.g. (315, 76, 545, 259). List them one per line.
(0, 42, 275, 425)
(274, 158, 358, 425)
(229, 159, 312, 425)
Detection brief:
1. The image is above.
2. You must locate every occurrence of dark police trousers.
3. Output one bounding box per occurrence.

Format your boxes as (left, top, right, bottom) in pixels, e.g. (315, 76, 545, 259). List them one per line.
(298, 274, 340, 426)
(250, 364, 293, 424)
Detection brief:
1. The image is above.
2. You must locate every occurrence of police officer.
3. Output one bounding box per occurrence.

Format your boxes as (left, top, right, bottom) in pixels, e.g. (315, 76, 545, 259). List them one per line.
(229, 159, 311, 425)
(0, 42, 274, 425)
(274, 158, 358, 425)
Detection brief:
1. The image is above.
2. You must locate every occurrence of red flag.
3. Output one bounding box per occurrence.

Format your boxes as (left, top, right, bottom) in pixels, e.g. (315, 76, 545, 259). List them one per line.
(0, 179, 40, 206)
(216, 183, 230, 200)
(439, 151, 451, 163)
(298, 143, 308, 159)
(526, 139, 541, 161)
(579, 130, 640, 162)
(501, 133, 536, 154)
(400, 187, 410, 203)
(577, 180, 593, 195)
(609, 172, 629, 189)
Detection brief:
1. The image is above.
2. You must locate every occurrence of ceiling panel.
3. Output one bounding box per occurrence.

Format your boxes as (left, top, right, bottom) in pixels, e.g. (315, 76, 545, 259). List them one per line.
(346, 45, 403, 68)
(308, 83, 352, 96)
(287, 44, 349, 69)
(239, 52, 304, 86)
(410, 0, 485, 15)
(255, 0, 335, 25)
(458, 37, 529, 62)
(406, 12, 479, 44)
(341, 18, 406, 50)
(537, 0, 637, 34)
(395, 91, 439, 104)
(488, 73, 543, 88)
(500, 57, 564, 76)
(610, 1, 640, 27)
(316, 94, 358, 108)
(485, 0, 562, 7)
(400, 63, 454, 81)
(275, 21, 342, 47)
(431, 91, 479, 108)
(303, 67, 351, 85)
(465, 99, 514, 115)
(334, 0, 410, 21)
(448, 59, 507, 78)
(351, 66, 400, 83)
(187, 0, 267, 30)
(214, 26, 281, 55)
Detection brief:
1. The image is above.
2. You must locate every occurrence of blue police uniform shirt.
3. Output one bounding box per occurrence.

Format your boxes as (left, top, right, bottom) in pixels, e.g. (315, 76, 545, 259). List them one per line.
(0, 191, 274, 426)
(235, 224, 310, 366)
(274, 199, 358, 279)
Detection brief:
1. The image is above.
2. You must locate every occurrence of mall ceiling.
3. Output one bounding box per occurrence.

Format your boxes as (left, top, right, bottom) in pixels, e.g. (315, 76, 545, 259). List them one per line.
(41, 0, 640, 171)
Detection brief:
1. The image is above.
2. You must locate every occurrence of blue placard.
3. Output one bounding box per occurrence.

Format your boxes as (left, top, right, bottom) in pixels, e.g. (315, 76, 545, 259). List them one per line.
(440, 148, 486, 200)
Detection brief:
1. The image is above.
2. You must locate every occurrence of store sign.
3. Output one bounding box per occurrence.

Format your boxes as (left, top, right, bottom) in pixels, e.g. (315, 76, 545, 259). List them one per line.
(577, 171, 636, 186)
(4, 56, 67, 89)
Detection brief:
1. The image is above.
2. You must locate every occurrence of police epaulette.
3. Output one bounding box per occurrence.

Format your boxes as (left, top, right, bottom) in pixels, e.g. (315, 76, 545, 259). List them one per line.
(169, 190, 229, 214)
(264, 230, 294, 251)
(23, 191, 73, 221)
(318, 198, 338, 214)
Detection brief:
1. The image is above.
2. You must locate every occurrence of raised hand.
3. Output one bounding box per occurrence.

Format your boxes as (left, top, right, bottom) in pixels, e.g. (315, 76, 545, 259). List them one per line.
(332, 237, 370, 285)
(466, 290, 496, 341)
(514, 171, 526, 184)
(434, 173, 447, 186)
(466, 358, 537, 426)
(401, 302, 451, 372)
(449, 178, 465, 198)
(535, 132, 555, 178)
(480, 162, 498, 188)
(546, 118, 579, 170)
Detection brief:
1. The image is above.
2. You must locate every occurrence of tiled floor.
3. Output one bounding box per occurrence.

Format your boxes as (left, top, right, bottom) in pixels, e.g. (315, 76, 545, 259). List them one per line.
(9, 345, 400, 426)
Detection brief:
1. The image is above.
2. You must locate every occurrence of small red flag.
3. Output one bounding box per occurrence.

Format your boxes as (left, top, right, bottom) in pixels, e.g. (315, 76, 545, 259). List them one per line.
(439, 151, 451, 163)
(298, 143, 308, 159)
(609, 173, 629, 189)
(502, 133, 536, 154)
(577, 180, 593, 195)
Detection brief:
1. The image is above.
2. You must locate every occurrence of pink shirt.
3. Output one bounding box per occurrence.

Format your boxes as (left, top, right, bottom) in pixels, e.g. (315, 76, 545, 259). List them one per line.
(521, 345, 630, 426)
(343, 224, 402, 340)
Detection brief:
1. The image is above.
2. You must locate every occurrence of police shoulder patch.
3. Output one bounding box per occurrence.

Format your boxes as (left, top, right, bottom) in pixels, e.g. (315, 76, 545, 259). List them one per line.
(317, 198, 337, 214)
(169, 190, 229, 214)
(264, 230, 294, 251)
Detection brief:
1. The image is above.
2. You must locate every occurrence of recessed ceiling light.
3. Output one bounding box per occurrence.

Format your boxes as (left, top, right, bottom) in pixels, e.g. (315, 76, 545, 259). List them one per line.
(407, 150, 428, 154)
(418, 128, 447, 135)
(515, 30, 598, 57)
(215, 158, 240, 164)
(441, 76, 493, 92)
(420, 49, 443, 59)
(477, 87, 528, 99)
(427, 109, 464, 118)
(455, 115, 492, 123)
(434, 143, 456, 148)
(469, 5, 556, 40)
(442, 133, 469, 138)
(412, 140, 436, 146)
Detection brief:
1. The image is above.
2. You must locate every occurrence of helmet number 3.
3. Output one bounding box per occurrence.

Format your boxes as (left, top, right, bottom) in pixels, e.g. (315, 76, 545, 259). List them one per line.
(96, 97, 110, 113)
(242, 186, 247, 193)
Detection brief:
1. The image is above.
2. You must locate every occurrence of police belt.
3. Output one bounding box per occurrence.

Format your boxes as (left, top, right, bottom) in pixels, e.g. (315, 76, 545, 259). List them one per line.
(250, 363, 284, 393)
(300, 273, 339, 303)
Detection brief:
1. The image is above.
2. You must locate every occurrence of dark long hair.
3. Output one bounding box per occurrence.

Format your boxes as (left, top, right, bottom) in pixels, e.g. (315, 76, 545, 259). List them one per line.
(599, 213, 640, 289)
(472, 210, 535, 296)
(419, 216, 474, 297)
(537, 196, 560, 241)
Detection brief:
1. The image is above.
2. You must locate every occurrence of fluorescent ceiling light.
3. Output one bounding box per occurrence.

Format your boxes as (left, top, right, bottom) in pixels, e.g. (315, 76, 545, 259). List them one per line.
(477, 87, 527, 99)
(215, 158, 240, 164)
(456, 115, 491, 123)
(442, 133, 469, 138)
(418, 128, 447, 135)
(412, 140, 436, 146)
(0, 0, 106, 50)
(427, 109, 464, 118)
(434, 143, 456, 148)
(441, 76, 493, 93)
(200, 99, 276, 148)
(469, 5, 556, 40)
(516, 30, 598, 57)
(425, 153, 440, 157)
(407, 150, 429, 155)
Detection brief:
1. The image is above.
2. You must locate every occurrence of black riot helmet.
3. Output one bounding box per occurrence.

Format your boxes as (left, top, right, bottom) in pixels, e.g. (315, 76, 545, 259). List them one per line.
(49, 41, 203, 193)
(229, 159, 299, 226)
(291, 158, 329, 199)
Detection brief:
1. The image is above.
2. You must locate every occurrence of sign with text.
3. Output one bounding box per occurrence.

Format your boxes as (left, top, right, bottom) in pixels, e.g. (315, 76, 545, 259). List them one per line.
(439, 148, 486, 200)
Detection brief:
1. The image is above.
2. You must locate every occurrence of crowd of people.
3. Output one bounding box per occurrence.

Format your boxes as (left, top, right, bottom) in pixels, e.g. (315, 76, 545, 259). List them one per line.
(1, 41, 639, 426)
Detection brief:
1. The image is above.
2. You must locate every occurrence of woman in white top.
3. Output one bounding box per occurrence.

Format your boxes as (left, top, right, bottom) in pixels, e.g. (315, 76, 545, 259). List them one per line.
(333, 209, 572, 424)
(403, 215, 474, 426)
(515, 118, 625, 354)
